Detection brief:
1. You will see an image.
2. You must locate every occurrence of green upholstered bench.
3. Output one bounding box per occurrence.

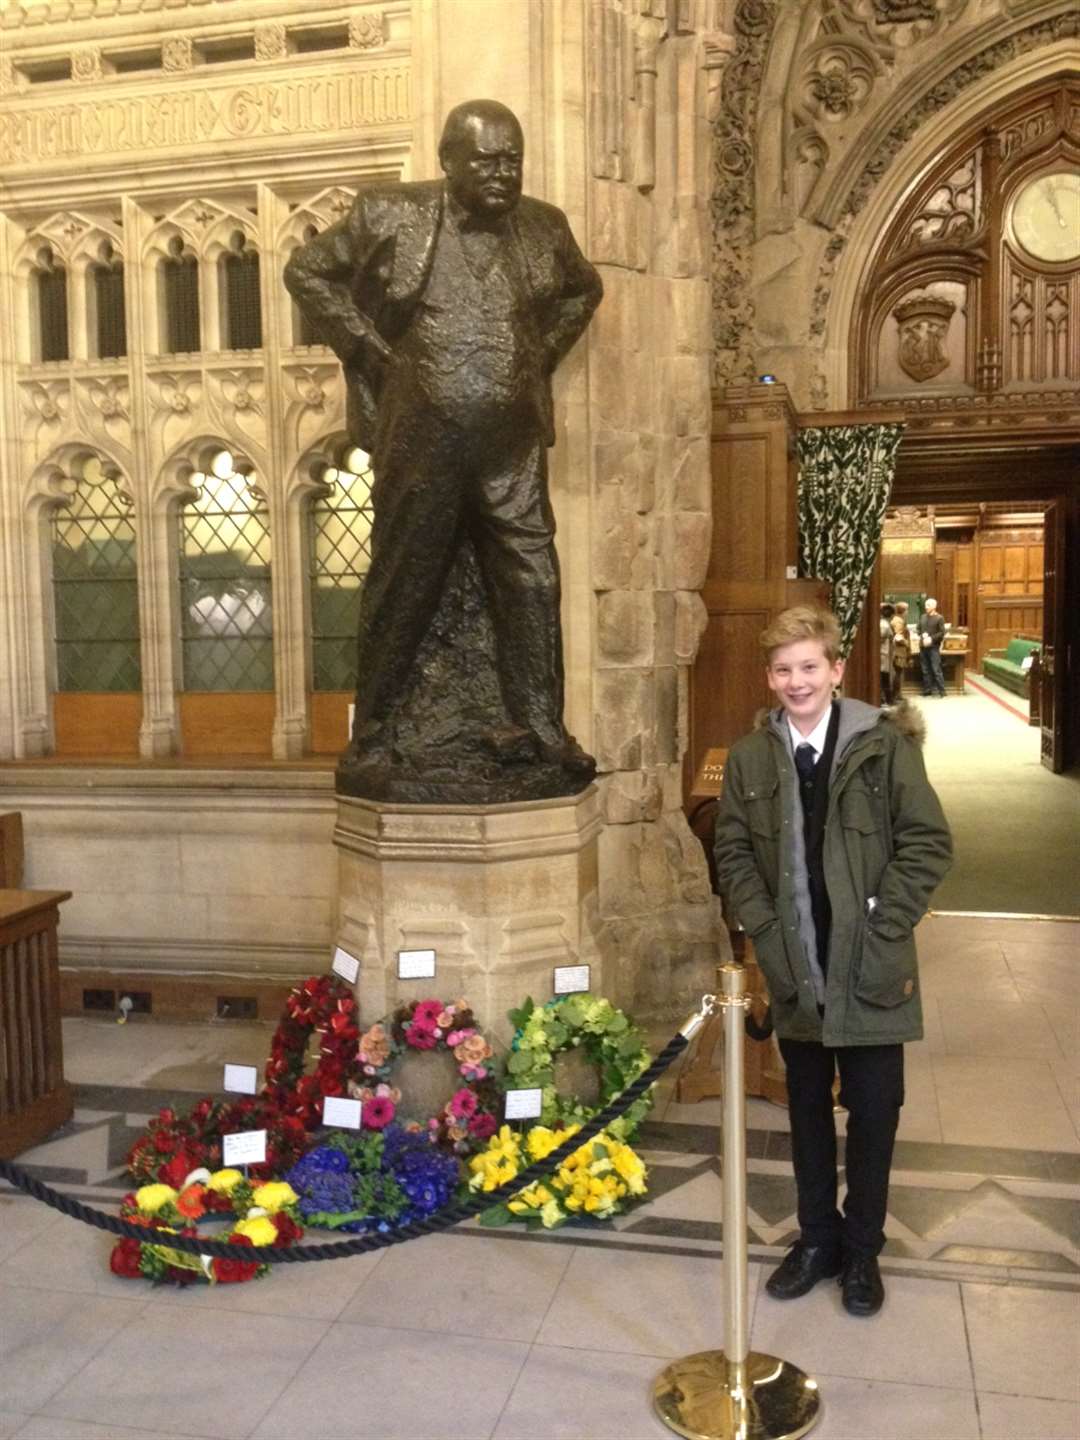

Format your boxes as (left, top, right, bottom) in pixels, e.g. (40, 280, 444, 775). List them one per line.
(982, 637, 1040, 696)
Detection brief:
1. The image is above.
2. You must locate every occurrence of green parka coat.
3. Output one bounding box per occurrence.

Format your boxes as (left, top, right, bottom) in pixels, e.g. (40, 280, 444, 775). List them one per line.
(713, 699, 952, 1047)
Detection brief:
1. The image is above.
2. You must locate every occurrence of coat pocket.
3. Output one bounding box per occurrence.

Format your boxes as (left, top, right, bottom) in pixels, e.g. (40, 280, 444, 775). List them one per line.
(745, 779, 779, 837)
(839, 777, 883, 835)
(854, 925, 918, 1008)
(750, 920, 798, 1004)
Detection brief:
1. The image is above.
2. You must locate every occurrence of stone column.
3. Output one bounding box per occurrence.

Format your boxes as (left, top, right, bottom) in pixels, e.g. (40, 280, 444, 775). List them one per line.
(334, 788, 602, 1044)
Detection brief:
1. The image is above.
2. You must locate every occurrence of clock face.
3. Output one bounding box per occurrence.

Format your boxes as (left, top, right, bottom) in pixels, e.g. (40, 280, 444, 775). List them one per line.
(1011, 171, 1080, 264)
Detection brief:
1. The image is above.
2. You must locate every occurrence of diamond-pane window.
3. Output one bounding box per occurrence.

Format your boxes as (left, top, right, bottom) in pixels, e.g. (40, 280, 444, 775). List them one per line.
(51, 456, 140, 692)
(179, 451, 273, 692)
(309, 446, 373, 691)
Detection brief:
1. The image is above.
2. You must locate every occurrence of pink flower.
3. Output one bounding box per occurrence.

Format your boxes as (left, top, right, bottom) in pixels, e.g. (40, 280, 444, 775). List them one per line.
(413, 1000, 443, 1026)
(436, 1009, 455, 1028)
(460, 1063, 488, 1081)
(446, 1028, 471, 1048)
(448, 1088, 479, 1119)
(404, 1023, 437, 1050)
(362, 1096, 395, 1129)
(468, 1112, 497, 1140)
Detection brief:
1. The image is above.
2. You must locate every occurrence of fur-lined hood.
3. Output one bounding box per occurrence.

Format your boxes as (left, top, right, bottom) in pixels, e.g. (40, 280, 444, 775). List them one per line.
(752, 696, 927, 747)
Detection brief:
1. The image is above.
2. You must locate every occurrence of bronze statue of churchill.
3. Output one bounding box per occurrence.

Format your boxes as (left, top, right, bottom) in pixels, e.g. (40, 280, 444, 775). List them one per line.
(285, 100, 603, 801)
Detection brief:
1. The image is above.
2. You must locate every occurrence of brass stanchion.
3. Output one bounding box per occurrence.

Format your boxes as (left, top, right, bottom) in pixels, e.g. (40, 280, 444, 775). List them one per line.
(653, 964, 822, 1440)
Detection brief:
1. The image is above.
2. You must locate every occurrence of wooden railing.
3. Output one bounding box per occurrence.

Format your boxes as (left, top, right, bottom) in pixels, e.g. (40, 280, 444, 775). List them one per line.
(0, 888, 73, 1159)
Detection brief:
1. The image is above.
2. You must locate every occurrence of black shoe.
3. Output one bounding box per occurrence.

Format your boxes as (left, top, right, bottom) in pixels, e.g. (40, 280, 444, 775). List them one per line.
(765, 1240, 842, 1300)
(839, 1254, 885, 1316)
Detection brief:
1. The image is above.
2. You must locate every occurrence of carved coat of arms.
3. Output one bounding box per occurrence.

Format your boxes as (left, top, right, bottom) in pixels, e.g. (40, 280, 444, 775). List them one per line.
(893, 293, 956, 383)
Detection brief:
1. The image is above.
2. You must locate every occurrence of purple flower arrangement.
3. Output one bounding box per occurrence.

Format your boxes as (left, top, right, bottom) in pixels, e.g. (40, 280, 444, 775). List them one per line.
(285, 1127, 462, 1234)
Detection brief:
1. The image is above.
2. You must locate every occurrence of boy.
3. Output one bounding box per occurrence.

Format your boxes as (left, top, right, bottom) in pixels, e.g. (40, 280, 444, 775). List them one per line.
(714, 606, 951, 1316)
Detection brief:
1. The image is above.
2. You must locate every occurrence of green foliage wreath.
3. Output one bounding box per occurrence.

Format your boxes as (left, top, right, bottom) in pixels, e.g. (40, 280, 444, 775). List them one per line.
(504, 994, 653, 1138)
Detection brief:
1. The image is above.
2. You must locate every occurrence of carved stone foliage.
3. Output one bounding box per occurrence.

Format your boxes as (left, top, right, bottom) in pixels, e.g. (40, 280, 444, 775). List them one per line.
(350, 12, 386, 49)
(75, 376, 132, 457)
(873, 0, 938, 20)
(712, 0, 778, 387)
(18, 381, 71, 465)
(254, 23, 287, 62)
(799, 41, 880, 125)
(145, 371, 202, 465)
(282, 364, 346, 475)
(162, 37, 193, 72)
(204, 368, 267, 461)
(893, 293, 956, 381)
(71, 47, 103, 84)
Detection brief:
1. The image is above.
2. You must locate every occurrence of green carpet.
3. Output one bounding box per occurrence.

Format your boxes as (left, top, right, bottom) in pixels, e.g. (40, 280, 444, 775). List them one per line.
(918, 682, 1080, 918)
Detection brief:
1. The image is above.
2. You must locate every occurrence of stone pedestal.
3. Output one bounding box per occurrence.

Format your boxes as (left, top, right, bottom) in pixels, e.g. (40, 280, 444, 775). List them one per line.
(333, 787, 603, 1045)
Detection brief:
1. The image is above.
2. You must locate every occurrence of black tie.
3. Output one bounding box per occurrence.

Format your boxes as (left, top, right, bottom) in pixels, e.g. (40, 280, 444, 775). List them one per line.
(795, 742, 817, 794)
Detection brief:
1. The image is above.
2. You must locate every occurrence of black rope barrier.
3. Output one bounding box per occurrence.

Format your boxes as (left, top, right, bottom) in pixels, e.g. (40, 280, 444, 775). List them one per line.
(0, 1030, 690, 1263)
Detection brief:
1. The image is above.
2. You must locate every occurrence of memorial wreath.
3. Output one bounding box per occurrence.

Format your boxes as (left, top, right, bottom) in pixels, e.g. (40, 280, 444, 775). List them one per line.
(262, 974, 362, 1127)
(353, 997, 500, 1153)
(109, 1167, 304, 1286)
(504, 995, 654, 1137)
(468, 1121, 649, 1229)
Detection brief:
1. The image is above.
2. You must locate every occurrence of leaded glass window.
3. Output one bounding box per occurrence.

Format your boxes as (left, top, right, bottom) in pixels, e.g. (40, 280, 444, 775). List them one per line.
(92, 244, 127, 359)
(35, 245, 69, 362)
(308, 446, 373, 691)
(179, 451, 273, 691)
(222, 232, 262, 350)
(162, 236, 200, 354)
(51, 456, 140, 691)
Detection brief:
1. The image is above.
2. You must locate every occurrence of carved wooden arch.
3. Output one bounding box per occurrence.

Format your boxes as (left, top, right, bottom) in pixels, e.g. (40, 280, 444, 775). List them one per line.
(850, 72, 1080, 406)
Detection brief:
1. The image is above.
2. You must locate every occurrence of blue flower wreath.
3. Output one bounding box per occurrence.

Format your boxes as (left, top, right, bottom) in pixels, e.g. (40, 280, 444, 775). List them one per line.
(285, 1125, 461, 1234)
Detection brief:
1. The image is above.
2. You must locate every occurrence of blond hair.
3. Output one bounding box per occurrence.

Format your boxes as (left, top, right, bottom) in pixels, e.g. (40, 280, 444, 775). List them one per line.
(760, 605, 842, 664)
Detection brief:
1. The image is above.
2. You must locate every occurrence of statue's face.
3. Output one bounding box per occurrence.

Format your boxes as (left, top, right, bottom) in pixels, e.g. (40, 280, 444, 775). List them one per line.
(442, 114, 523, 219)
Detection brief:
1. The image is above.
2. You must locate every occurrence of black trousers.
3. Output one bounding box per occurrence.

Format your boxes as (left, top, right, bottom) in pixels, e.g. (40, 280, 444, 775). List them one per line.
(779, 1038, 904, 1258)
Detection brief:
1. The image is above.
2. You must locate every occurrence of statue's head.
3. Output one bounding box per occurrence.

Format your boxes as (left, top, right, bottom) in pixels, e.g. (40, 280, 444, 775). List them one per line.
(439, 100, 524, 220)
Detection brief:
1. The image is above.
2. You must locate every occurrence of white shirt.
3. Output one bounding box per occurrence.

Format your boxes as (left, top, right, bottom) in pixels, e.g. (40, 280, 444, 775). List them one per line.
(787, 707, 832, 763)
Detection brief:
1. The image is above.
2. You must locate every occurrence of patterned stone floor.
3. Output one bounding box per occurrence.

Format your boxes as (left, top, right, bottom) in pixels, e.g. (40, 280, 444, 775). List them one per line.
(2, 913, 1078, 1438)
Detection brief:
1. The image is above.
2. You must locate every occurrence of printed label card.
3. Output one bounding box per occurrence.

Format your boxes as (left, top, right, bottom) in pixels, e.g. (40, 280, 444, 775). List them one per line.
(331, 947, 360, 984)
(553, 964, 590, 996)
(222, 1129, 267, 1168)
(504, 1088, 543, 1121)
(222, 1063, 258, 1095)
(397, 948, 436, 980)
(322, 1095, 363, 1130)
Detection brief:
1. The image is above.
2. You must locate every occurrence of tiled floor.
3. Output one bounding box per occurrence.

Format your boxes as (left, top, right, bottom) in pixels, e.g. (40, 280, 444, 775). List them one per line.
(2, 914, 1078, 1439)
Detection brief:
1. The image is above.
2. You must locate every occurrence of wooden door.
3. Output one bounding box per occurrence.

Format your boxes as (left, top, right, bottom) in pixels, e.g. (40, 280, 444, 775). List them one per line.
(1039, 501, 1065, 773)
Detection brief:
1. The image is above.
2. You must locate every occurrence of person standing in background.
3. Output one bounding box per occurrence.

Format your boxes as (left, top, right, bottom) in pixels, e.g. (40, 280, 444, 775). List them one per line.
(891, 601, 911, 697)
(880, 603, 895, 705)
(918, 598, 947, 698)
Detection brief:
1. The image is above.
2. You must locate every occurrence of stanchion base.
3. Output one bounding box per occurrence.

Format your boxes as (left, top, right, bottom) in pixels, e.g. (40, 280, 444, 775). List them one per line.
(653, 1349, 821, 1440)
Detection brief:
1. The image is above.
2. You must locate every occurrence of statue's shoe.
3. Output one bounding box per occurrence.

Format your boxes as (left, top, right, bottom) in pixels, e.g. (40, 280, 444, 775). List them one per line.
(535, 732, 596, 780)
